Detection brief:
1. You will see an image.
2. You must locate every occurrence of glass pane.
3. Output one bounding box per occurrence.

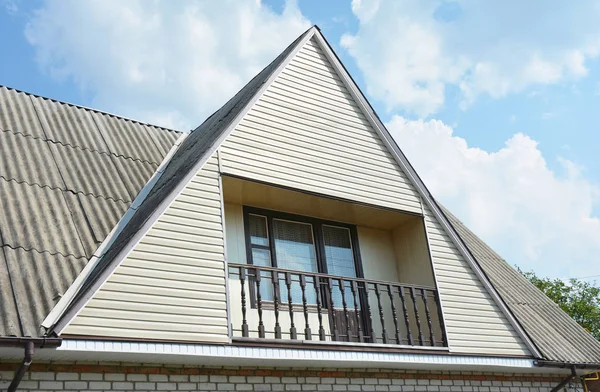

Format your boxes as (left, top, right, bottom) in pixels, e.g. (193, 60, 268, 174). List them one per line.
(323, 225, 357, 308)
(249, 214, 269, 246)
(251, 248, 271, 267)
(273, 219, 318, 304)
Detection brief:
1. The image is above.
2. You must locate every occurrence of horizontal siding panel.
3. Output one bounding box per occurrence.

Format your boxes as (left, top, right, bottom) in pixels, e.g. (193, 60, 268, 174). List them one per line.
(77, 307, 226, 326)
(64, 326, 229, 343)
(221, 158, 422, 213)
(95, 290, 225, 310)
(65, 155, 228, 343)
(69, 316, 227, 334)
(221, 140, 418, 201)
(85, 299, 226, 318)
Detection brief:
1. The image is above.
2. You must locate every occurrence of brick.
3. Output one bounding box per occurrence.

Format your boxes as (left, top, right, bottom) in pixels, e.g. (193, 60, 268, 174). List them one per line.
(150, 374, 169, 382)
(30, 372, 55, 380)
(56, 372, 79, 380)
(317, 385, 333, 391)
(16, 381, 38, 389)
(306, 377, 321, 384)
(135, 381, 156, 389)
(211, 375, 229, 382)
(39, 381, 63, 389)
(198, 382, 217, 390)
(106, 373, 127, 381)
(81, 372, 104, 380)
(128, 374, 148, 382)
(190, 375, 209, 382)
(157, 382, 177, 390)
(266, 376, 282, 383)
(169, 375, 189, 382)
(219, 383, 236, 391)
(0, 370, 14, 380)
(89, 381, 112, 389)
(237, 384, 254, 391)
(249, 376, 265, 383)
(65, 381, 89, 389)
(360, 386, 375, 391)
(336, 378, 350, 384)
(304, 385, 319, 391)
(364, 379, 378, 385)
(286, 385, 302, 391)
(178, 382, 197, 390)
(113, 381, 135, 390)
(255, 385, 273, 391)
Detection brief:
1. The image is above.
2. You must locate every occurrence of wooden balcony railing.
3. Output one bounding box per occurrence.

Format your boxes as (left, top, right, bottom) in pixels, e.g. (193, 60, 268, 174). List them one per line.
(228, 263, 447, 347)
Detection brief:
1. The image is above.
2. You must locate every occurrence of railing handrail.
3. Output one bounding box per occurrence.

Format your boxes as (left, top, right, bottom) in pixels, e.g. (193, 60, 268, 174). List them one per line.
(228, 262, 437, 291)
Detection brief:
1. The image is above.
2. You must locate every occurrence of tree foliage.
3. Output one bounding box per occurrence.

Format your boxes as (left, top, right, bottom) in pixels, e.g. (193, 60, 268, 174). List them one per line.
(519, 268, 600, 341)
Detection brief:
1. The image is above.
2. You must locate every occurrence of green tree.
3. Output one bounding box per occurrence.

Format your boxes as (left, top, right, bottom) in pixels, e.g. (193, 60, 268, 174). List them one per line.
(519, 268, 600, 341)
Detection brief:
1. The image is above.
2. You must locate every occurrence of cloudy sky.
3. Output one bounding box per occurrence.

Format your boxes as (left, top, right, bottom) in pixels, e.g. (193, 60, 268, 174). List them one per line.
(1, 0, 599, 280)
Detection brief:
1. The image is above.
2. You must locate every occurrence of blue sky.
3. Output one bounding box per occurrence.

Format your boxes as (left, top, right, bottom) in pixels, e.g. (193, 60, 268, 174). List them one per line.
(1, 0, 599, 280)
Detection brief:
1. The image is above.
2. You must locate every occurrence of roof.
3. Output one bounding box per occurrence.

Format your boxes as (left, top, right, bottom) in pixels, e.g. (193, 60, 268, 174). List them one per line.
(442, 205, 600, 365)
(0, 26, 599, 366)
(0, 86, 181, 337)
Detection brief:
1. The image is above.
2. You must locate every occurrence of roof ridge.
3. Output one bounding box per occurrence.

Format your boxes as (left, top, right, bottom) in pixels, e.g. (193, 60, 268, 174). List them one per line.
(0, 85, 183, 134)
(0, 175, 133, 204)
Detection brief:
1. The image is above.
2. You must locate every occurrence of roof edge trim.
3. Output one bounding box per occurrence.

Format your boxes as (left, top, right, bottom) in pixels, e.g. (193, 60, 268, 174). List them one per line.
(309, 31, 543, 359)
(48, 26, 319, 336)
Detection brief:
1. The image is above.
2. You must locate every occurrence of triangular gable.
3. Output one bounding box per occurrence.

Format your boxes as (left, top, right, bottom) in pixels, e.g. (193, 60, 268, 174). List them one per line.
(46, 26, 541, 358)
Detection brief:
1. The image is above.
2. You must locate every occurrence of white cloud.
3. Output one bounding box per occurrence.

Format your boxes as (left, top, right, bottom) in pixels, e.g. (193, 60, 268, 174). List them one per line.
(24, 0, 311, 130)
(388, 116, 600, 278)
(342, 0, 600, 116)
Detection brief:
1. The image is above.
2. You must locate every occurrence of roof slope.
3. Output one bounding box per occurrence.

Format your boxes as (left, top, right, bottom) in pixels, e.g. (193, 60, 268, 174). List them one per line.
(442, 206, 600, 364)
(0, 86, 181, 337)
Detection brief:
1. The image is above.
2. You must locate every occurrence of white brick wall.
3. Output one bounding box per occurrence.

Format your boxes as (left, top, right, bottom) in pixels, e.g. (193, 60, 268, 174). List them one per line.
(0, 368, 584, 392)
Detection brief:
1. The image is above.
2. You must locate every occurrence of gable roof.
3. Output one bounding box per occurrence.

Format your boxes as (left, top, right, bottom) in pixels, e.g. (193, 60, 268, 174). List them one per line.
(0, 86, 181, 337)
(442, 206, 600, 364)
(1, 26, 599, 366)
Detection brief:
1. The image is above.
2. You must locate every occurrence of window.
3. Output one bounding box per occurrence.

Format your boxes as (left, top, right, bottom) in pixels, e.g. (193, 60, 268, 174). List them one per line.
(244, 207, 363, 307)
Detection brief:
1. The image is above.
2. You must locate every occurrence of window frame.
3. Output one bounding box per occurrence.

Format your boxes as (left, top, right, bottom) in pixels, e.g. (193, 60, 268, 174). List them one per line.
(242, 206, 365, 279)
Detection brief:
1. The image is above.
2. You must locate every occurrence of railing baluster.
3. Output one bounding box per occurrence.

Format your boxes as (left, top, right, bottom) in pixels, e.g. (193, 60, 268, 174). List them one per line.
(240, 267, 249, 338)
(327, 277, 338, 341)
(272, 270, 282, 339)
(364, 283, 376, 343)
(410, 287, 424, 346)
(398, 286, 413, 346)
(350, 281, 363, 342)
(422, 289, 435, 346)
(339, 279, 352, 342)
(434, 292, 447, 347)
(314, 277, 326, 341)
(300, 274, 312, 340)
(374, 284, 387, 344)
(285, 272, 297, 340)
(388, 284, 401, 345)
(255, 270, 265, 338)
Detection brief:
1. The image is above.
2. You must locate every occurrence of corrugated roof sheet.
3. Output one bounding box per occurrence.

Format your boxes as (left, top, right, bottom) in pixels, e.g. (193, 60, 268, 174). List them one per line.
(442, 205, 600, 364)
(0, 85, 181, 337)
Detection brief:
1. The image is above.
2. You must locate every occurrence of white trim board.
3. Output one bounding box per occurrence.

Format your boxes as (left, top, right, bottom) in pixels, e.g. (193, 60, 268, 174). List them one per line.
(45, 339, 546, 373)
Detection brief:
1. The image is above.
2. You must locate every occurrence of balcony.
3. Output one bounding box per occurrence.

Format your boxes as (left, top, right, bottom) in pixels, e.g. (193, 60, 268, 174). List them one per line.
(223, 176, 448, 349)
(228, 263, 446, 347)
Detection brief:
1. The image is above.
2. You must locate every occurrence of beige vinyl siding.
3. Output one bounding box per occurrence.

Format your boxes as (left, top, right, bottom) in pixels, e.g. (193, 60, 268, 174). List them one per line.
(423, 204, 529, 356)
(64, 154, 229, 343)
(219, 37, 421, 214)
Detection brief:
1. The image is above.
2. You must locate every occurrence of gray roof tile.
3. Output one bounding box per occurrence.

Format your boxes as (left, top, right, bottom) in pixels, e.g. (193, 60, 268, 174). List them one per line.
(1, 247, 86, 337)
(0, 129, 65, 190)
(31, 95, 111, 154)
(0, 86, 45, 138)
(146, 124, 181, 157)
(49, 142, 132, 202)
(94, 112, 164, 163)
(110, 155, 159, 201)
(0, 178, 87, 258)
